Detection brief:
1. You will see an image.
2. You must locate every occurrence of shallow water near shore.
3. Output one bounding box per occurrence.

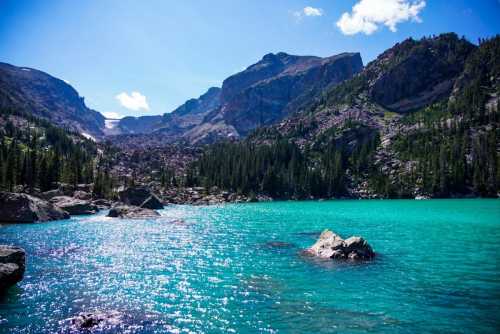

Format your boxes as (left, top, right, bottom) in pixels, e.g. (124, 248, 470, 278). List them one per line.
(1, 199, 499, 333)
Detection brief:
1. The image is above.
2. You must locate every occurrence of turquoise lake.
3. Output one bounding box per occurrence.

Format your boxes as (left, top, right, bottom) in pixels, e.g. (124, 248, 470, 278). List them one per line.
(1, 199, 499, 333)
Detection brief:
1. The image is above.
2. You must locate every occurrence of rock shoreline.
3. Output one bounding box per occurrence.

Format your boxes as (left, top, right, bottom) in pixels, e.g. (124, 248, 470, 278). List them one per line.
(0, 245, 26, 291)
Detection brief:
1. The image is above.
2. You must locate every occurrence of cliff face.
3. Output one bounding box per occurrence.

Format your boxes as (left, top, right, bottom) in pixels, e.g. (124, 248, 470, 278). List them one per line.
(110, 52, 363, 145)
(221, 52, 364, 136)
(184, 52, 363, 143)
(365, 33, 475, 112)
(0, 62, 105, 138)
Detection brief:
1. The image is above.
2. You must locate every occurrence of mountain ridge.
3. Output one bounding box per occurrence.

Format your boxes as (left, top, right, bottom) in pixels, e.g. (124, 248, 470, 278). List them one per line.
(0, 62, 105, 139)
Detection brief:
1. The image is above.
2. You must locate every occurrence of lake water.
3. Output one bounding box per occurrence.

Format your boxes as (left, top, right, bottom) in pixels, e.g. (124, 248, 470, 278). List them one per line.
(1, 199, 499, 333)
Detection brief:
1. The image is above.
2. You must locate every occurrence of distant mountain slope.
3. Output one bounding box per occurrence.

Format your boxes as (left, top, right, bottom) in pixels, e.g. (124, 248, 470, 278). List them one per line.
(0, 62, 105, 138)
(111, 52, 363, 144)
(183, 52, 363, 143)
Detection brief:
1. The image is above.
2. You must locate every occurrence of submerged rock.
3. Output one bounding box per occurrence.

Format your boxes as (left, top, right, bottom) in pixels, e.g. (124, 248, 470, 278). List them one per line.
(263, 241, 296, 249)
(304, 230, 375, 261)
(107, 205, 160, 219)
(50, 196, 98, 215)
(68, 310, 123, 330)
(0, 191, 69, 223)
(0, 245, 26, 290)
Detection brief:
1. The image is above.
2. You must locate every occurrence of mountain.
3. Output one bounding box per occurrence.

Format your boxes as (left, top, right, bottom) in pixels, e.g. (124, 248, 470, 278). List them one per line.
(189, 33, 499, 199)
(0, 62, 105, 138)
(107, 115, 163, 135)
(111, 51, 363, 144)
(259, 33, 477, 146)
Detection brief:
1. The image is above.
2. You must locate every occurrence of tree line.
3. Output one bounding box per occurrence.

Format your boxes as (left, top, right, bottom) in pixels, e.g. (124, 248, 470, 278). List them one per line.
(0, 108, 97, 193)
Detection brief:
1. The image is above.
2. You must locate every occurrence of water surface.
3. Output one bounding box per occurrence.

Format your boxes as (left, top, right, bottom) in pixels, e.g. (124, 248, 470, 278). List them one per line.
(1, 199, 499, 333)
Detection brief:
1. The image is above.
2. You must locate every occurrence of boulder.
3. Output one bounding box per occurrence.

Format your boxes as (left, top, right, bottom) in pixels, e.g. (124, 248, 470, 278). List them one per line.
(73, 190, 92, 200)
(39, 188, 64, 200)
(50, 196, 98, 215)
(92, 199, 112, 209)
(119, 187, 162, 207)
(107, 205, 160, 219)
(0, 245, 26, 290)
(140, 195, 164, 210)
(0, 192, 69, 223)
(304, 229, 375, 261)
(75, 184, 93, 193)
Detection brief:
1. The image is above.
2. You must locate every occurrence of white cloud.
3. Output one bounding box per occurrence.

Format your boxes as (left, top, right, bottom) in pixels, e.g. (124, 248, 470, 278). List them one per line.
(293, 6, 323, 20)
(336, 0, 426, 35)
(303, 6, 323, 16)
(102, 111, 123, 119)
(115, 91, 150, 111)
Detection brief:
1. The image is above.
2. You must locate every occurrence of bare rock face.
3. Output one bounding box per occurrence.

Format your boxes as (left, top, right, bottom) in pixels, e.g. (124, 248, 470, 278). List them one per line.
(50, 196, 98, 215)
(0, 245, 26, 290)
(0, 192, 69, 223)
(107, 205, 160, 219)
(305, 230, 375, 261)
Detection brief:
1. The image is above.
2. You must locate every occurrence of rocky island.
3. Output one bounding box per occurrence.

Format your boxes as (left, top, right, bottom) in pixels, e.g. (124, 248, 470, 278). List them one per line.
(304, 230, 375, 260)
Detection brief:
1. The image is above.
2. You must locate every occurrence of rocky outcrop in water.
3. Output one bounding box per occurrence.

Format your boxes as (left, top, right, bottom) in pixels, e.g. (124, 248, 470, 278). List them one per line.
(50, 196, 98, 215)
(107, 205, 160, 219)
(304, 230, 375, 260)
(139, 195, 164, 210)
(118, 187, 164, 209)
(0, 192, 69, 223)
(0, 245, 26, 290)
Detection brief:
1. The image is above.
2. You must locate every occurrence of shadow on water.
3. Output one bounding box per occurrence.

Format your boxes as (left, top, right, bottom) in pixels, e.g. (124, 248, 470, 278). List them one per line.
(298, 250, 383, 271)
(0, 285, 23, 304)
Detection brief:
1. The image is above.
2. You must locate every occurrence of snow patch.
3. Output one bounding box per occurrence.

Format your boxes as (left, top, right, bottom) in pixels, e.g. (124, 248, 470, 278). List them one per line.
(105, 119, 120, 129)
(81, 132, 96, 141)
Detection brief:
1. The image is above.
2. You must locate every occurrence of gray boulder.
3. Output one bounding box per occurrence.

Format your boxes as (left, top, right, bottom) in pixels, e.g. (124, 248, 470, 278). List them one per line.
(107, 205, 160, 219)
(39, 188, 64, 200)
(140, 195, 164, 210)
(73, 190, 92, 200)
(92, 199, 112, 210)
(50, 196, 98, 215)
(0, 245, 26, 290)
(0, 192, 69, 223)
(304, 229, 375, 260)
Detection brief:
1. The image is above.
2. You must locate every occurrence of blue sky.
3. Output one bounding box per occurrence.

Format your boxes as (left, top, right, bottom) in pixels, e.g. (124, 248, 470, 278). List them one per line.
(0, 0, 499, 118)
